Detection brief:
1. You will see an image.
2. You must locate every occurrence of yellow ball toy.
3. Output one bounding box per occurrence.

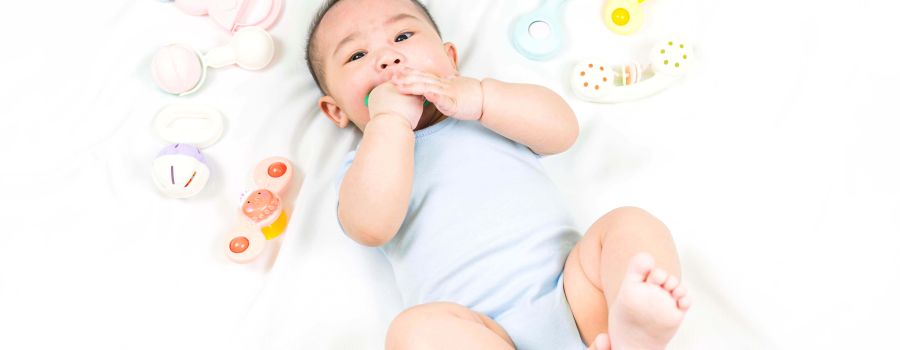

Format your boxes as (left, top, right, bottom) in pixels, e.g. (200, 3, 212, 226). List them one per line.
(604, 0, 646, 35)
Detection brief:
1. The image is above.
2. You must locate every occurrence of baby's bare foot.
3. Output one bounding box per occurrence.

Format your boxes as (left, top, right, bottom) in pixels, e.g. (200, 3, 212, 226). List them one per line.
(599, 253, 691, 350)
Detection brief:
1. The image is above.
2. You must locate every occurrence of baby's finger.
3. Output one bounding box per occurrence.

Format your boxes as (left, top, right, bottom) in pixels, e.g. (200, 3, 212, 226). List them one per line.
(395, 68, 444, 82)
(423, 91, 458, 116)
(395, 80, 446, 97)
(396, 66, 434, 77)
(393, 71, 443, 87)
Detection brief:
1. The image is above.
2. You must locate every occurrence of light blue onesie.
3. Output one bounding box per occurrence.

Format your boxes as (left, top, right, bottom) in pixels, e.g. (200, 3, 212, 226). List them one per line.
(335, 117, 585, 349)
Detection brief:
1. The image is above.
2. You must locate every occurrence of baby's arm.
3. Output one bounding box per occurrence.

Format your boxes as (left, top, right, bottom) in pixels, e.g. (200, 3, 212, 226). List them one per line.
(479, 79, 578, 156)
(338, 84, 423, 247)
(392, 68, 578, 155)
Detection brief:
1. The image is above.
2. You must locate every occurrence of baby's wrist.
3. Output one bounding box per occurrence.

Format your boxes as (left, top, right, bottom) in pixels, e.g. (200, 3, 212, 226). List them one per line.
(475, 78, 487, 121)
(477, 78, 498, 123)
(371, 112, 414, 130)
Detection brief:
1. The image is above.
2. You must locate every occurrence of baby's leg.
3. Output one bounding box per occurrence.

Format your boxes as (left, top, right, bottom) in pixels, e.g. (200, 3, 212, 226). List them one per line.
(385, 302, 515, 350)
(562, 207, 690, 349)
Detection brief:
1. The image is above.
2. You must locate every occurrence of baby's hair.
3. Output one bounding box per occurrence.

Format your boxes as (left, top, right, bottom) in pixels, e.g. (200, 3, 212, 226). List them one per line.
(305, 0, 442, 95)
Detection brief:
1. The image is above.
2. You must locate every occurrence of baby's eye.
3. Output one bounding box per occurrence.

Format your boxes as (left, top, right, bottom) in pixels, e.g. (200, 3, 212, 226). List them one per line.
(395, 32, 414, 42)
(349, 51, 366, 62)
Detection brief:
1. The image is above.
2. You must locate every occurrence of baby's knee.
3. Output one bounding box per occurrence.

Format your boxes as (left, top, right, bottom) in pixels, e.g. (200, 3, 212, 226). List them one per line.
(605, 206, 665, 230)
(385, 303, 471, 348)
(607, 206, 652, 220)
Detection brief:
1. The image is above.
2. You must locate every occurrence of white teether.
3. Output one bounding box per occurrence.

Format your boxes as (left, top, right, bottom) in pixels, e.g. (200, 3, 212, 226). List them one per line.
(571, 39, 694, 103)
(152, 104, 225, 148)
(204, 26, 274, 69)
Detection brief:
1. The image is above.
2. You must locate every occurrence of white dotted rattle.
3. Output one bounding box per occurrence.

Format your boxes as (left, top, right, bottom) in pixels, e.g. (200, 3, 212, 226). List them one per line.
(571, 39, 693, 103)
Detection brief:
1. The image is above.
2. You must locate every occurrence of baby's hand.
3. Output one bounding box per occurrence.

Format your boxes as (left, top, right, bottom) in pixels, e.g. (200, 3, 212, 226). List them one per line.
(392, 68, 484, 121)
(368, 80, 425, 130)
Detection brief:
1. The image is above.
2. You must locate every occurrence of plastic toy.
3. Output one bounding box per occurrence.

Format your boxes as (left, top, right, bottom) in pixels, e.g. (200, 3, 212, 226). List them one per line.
(151, 104, 224, 198)
(151, 26, 274, 95)
(604, 0, 647, 35)
(172, 0, 283, 33)
(152, 103, 225, 148)
(571, 39, 693, 103)
(152, 144, 210, 198)
(364, 93, 428, 107)
(224, 157, 296, 263)
(510, 0, 569, 60)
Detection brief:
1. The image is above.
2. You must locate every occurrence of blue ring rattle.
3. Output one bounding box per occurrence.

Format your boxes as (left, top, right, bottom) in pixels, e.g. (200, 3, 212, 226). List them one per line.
(510, 0, 569, 61)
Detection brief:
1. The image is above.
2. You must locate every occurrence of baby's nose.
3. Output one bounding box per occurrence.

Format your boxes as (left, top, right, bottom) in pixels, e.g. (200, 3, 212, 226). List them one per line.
(379, 56, 403, 70)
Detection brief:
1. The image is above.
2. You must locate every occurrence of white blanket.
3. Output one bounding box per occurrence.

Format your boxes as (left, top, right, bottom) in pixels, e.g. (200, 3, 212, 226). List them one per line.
(2, 0, 898, 349)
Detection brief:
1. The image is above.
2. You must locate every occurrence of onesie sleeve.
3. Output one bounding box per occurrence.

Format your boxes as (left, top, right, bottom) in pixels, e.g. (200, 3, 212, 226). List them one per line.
(334, 150, 357, 236)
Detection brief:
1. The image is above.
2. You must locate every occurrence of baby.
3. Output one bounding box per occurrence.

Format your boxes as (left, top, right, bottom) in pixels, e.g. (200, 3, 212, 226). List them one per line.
(305, 0, 691, 348)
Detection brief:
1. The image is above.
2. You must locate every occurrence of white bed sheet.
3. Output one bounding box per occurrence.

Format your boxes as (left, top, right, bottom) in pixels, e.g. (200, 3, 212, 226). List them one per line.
(2, 0, 899, 349)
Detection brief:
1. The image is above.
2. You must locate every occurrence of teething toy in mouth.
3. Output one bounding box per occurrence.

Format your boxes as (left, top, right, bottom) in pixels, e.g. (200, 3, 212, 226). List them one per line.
(571, 39, 693, 103)
(604, 0, 647, 35)
(363, 93, 429, 107)
(151, 26, 275, 95)
(510, 0, 569, 60)
(224, 157, 297, 263)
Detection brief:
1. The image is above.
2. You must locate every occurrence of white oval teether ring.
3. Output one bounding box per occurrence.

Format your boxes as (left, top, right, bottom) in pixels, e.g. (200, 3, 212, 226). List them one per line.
(152, 104, 225, 148)
(151, 26, 275, 95)
(571, 39, 693, 103)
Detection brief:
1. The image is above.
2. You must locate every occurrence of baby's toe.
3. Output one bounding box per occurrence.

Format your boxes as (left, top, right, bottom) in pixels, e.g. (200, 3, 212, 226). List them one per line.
(672, 285, 687, 299)
(646, 267, 669, 286)
(625, 253, 656, 282)
(590, 334, 611, 350)
(662, 275, 680, 293)
(676, 295, 692, 311)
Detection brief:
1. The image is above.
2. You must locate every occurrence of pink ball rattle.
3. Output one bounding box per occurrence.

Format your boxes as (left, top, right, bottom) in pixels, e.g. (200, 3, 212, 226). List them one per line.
(151, 26, 275, 95)
(224, 157, 298, 263)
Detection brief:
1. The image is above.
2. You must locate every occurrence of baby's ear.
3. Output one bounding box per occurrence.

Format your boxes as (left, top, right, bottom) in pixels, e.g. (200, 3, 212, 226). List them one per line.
(319, 95, 349, 128)
(444, 42, 459, 70)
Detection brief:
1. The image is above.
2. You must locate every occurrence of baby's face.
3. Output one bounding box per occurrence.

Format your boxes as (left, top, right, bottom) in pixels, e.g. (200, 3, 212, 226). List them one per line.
(316, 0, 457, 130)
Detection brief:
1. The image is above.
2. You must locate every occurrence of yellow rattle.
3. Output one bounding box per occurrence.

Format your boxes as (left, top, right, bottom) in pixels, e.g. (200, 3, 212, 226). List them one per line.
(604, 0, 646, 35)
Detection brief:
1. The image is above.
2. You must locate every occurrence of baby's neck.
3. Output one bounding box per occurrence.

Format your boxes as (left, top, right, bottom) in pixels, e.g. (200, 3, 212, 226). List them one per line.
(415, 106, 448, 131)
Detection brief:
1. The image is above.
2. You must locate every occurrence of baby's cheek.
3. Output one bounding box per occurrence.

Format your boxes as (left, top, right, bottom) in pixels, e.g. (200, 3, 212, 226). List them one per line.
(430, 51, 459, 76)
